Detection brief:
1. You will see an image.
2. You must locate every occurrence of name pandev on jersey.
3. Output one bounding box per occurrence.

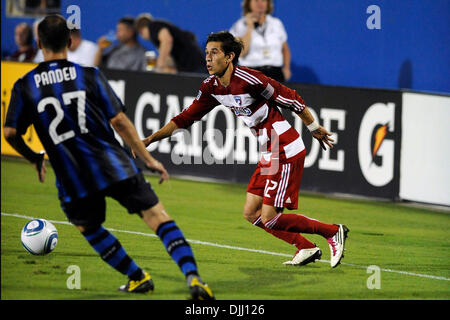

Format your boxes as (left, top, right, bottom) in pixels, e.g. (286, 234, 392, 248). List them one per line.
(172, 66, 307, 165)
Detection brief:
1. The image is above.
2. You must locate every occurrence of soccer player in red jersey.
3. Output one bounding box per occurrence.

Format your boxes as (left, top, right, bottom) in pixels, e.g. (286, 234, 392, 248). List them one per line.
(140, 31, 349, 267)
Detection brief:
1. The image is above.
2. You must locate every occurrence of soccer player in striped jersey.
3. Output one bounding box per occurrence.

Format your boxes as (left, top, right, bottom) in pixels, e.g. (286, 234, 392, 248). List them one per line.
(3, 15, 214, 299)
(140, 31, 349, 268)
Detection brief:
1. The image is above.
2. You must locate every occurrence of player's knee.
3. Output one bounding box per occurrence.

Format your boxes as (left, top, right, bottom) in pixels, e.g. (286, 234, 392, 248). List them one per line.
(260, 205, 282, 225)
(243, 208, 258, 223)
(243, 193, 263, 223)
(141, 202, 171, 231)
(260, 215, 274, 225)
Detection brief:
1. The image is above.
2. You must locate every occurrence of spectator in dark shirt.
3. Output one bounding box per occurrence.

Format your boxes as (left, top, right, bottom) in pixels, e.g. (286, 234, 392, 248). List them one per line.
(8, 23, 37, 62)
(135, 13, 205, 74)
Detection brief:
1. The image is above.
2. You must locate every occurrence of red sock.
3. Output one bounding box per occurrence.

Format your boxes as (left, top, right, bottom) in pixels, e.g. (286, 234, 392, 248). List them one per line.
(253, 217, 316, 250)
(265, 213, 338, 239)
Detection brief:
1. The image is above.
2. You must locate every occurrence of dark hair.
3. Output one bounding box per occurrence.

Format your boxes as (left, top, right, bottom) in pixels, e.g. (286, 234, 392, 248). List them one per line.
(135, 13, 152, 31)
(38, 15, 70, 52)
(206, 31, 243, 65)
(119, 17, 135, 27)
(118, 17, 137, 39)
(242, 0, 273, 15)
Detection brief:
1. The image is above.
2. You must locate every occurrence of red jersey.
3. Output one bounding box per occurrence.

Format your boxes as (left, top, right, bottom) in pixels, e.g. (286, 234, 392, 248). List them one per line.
(172, 66, 307, 164)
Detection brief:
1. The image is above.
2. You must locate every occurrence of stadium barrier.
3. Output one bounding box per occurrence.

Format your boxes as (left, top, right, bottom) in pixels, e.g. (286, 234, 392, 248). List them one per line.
(1, 61, 449, 206)
(400, 93, 450, 206)
(1, 61, 45, 158)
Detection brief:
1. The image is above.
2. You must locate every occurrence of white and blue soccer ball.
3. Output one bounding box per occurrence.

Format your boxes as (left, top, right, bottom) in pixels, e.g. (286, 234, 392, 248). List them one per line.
(21, 219, 58, 255)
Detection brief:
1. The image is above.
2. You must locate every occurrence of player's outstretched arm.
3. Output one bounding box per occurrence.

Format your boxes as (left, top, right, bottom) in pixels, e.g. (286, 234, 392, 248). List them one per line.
(298, 107, 334, 150)
(133, 86, 213, 158)
(144, 120, 179, 146)
(110, 112, 169, 184)
(130, 120, 179, 160)
(3, 127, 46, 182)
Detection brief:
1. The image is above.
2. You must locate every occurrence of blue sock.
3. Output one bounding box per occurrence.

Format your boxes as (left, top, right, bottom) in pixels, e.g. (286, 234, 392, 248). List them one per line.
(82, 226, 143, 280)
(156, 221, 198, 277)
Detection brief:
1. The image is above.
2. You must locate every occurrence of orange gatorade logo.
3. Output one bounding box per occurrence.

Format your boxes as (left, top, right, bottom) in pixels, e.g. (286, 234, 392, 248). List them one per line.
(372, 124, 388, 162)
(358, 103, 395, 187)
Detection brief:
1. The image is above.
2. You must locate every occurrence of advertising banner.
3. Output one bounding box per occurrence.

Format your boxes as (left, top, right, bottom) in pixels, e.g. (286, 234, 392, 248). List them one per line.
(1, 61, 45, 157)
(103, 69, 403, 200)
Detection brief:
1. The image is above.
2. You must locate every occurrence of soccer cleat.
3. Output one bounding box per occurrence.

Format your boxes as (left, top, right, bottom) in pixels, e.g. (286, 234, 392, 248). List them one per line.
(327, 224, 349, 268)
(283, 247, 322, 266)
(188, 276, 215, 300)
(118, 271, 154, 294)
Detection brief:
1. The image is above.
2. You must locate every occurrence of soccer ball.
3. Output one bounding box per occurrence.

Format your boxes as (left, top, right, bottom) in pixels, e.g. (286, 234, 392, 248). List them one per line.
(21, 219, 58, 255)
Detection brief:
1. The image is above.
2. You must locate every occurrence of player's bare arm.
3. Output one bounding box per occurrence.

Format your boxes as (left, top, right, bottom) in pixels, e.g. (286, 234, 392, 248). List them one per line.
(110, 112, 169, 183)
(131, 120, 179, 159)
(3, 127, 46, 182)
(298, 107, 334, 150)
(145, 120, 179, 146)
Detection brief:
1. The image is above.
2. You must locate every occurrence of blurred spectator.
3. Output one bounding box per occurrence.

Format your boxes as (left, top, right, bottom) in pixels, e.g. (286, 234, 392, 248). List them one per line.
(33, 21, 97, 67)
(67, 29, 97, 67)
(8, 22, 37, 62)
(24, 0, 60, 15)
(33, 17, 45, 63)
(94, 17, 147, 71)
(230, 0, 291, 82)
(135, 13, 205, 74)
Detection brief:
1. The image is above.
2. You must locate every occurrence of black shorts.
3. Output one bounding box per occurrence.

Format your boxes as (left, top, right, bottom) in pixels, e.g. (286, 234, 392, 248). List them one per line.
(61, 173, 159, 226)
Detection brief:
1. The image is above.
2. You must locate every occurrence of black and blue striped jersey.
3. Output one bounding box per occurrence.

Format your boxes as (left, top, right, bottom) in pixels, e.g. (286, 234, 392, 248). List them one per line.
(5, 59, 139, 203)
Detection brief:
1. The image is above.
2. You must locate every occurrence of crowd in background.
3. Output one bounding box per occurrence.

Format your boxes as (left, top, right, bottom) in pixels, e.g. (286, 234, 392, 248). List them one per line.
(4, 0, 292, 82)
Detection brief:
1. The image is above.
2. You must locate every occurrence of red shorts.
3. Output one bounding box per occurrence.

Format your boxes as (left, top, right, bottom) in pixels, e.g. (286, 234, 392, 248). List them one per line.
(246, 150, 306, 210)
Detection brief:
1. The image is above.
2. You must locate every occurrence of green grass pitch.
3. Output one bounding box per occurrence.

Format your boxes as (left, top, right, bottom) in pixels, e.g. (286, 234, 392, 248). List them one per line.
(1, 157, 449, 300)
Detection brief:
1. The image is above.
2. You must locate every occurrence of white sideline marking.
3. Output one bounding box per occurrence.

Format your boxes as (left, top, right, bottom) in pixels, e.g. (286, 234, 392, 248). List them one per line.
(3, 212, 449, 282)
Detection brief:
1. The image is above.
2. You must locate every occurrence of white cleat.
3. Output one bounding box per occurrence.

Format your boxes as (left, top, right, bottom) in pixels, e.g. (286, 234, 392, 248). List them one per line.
(283, 247, 322, 266)
(327, 224, 349, 268)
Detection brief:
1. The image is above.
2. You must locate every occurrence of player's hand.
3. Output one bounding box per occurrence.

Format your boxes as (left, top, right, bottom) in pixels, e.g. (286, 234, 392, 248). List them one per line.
(131, 136, 152, 159)
(311, 126, 334, 150)
(33, 151, 46, 183)
(143, 136, 152, 147)
(146, 159, 169, 184)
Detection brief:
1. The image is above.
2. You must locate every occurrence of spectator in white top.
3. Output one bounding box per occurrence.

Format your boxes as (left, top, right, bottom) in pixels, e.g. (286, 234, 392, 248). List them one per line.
(33, 22, 97, 67)
(67, 29, 98, 67)
(230, 0, 291, 82)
